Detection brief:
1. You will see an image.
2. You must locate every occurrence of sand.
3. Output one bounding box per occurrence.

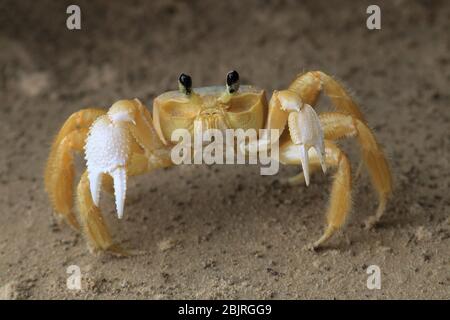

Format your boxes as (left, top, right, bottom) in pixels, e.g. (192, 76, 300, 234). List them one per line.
(0, 0, 449, 299)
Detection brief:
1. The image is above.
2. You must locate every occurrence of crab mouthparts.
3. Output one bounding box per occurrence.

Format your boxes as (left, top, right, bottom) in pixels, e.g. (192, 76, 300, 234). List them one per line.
(193, 115, 228, 140)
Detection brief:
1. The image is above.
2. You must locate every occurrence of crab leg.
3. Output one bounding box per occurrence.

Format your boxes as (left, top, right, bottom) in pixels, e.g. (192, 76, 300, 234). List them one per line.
(259, 70, 370, 182)
(45, 108, 106, 230)
(319, 112, 392, 228)
(46, 129, 87, 229)
(289, 71, 366, 121)
(280, 140, 352, 249)
(128, 99, 169, 157)
(77, 170, 119, 253)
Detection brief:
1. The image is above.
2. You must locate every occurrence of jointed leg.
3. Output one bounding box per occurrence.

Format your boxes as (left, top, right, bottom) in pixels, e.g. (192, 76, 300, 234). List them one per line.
(46, 129, 88, 229)
(289, 71, 366, 121)
(319, 112, 392, 228)
(45, 109, 105, 229)
(261, 70, 375, 160)
(45, 108, 106, 190)
(45, 108, 105, 152)
(109, 99, 173, 168)
(76, 171, 127, 254)
(125, 99, 170, 159)
(287, 72, 392, 227)
(315, 143, 352, 248)
(46, 100, 172, 253)
(258, 71, 367, 184)
(280, 140, 352, 249)
(261, 71, 391, 249)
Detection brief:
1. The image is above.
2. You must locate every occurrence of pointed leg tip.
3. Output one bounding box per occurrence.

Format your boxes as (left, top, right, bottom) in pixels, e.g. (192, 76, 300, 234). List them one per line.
(89, 244, 130, 257)
(283, 173, 307, 186)
(303, 243, 320, 252)
(107, 244, 130, 257)
(364, 217, 378, 230)
(280, 177, 293, 186)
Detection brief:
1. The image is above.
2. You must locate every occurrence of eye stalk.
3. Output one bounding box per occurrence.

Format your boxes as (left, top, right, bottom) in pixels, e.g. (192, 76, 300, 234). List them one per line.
(226, 70, 240, 94)
(178, 73, 192, 95)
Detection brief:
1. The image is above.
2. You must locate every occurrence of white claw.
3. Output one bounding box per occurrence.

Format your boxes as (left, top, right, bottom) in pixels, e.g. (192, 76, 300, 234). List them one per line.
(298, 145, 310, 186)
(287, 104, 326, 185)
(317, 144, 327, 174)
(85, 112, 131, 218)
(88, 171, 102, 206)
(111, 167, 127, 219)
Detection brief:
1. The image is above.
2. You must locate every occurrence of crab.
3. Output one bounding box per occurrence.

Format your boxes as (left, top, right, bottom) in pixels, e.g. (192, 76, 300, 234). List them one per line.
(44, 70, 392, 254)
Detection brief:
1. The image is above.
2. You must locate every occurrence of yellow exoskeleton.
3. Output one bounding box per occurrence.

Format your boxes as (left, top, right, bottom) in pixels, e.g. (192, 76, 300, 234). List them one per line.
(45, 70, 392, 254)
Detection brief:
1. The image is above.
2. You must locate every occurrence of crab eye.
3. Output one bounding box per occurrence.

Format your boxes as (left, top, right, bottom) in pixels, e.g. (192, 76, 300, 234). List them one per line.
(178, 73, 192, 95)
(226, 70, 240, 94)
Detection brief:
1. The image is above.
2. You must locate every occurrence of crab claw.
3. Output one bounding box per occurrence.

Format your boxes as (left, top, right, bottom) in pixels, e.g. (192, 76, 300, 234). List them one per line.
(110, 167, 127, 219)
(287, 102, 326, 186)
(84, 101, 135, 218)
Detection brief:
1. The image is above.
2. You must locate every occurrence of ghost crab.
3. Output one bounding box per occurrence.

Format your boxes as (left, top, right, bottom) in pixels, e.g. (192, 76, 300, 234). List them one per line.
(45, 70, 392, 254)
